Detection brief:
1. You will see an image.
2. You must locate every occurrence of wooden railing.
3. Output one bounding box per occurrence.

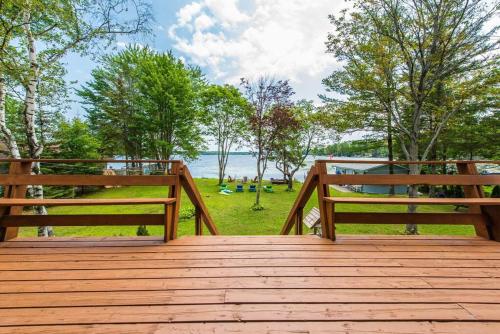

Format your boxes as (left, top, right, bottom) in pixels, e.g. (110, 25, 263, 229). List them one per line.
(0, 159, 218, 242)
(281, 160, 500, 241)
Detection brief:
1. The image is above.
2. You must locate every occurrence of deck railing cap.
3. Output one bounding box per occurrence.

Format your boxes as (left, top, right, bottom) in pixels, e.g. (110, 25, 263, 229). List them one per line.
(315, 159, 500, 165)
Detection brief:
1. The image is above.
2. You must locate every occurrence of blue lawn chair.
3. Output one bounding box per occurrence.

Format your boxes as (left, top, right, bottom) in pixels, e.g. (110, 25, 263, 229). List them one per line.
(249, 184, 256, 192)
(236, 184, 243, 192)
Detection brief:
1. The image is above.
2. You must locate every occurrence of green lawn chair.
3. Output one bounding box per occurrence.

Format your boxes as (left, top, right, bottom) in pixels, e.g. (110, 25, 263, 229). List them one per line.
(263, 185, 274, 193)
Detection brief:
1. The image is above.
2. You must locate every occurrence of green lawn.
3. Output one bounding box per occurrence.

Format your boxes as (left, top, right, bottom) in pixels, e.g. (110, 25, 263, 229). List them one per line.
(19, 179, 475, 237)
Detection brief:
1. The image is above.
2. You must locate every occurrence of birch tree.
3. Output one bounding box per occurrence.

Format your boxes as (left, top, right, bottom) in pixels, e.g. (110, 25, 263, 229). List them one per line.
(201, 84, 249, 185)
(0, 0, 151, 236)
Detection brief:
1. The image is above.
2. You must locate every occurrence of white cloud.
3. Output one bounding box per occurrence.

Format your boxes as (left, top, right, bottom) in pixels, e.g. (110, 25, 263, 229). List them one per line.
(177, 2, 203, 25)
(169, 0, 350, 101)
(194, 13, 215, 31)
(204, 0, 250, 26)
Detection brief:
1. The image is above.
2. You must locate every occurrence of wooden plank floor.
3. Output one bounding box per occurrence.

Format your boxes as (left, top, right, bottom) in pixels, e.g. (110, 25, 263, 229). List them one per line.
(0, 235, 499, 333)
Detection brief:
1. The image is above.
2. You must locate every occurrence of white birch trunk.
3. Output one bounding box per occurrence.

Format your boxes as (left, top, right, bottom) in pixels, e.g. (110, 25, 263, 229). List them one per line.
(23, 9, 52, 237)
(0, 76, 21, 158)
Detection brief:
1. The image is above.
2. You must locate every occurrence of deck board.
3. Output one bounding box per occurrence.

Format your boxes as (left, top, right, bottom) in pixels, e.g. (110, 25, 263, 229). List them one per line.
(0, 235, 499, 333)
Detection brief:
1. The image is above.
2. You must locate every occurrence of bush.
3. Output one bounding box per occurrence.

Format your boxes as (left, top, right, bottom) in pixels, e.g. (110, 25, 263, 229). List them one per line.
(136, 225, 149, 236)
(179, 206, 196, 220)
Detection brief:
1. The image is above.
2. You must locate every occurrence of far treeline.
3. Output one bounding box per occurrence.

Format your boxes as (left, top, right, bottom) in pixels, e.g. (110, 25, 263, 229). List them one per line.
(312, 139, 389, 158)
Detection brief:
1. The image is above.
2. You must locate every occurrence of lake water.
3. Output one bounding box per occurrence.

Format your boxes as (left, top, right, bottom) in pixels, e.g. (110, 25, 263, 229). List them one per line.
(109, 154, 387, 181)
(187, 154, 326, 181)
(181, 155, 388, 181)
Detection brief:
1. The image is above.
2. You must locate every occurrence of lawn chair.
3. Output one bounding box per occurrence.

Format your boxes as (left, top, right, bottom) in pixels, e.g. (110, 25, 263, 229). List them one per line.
(263, 185, 274, 193)
(303, 207, 321, 236)
(219, 183, 228, 191)
(236, 184, 244, 192)
(249, 184, 256, 192)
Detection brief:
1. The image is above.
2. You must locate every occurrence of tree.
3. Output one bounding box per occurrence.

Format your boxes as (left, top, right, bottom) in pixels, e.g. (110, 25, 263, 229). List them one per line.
(137, 50, 206, 164)
(241, 77, 294, 209)
(273, 100, 325, 191)
(81, 47, 207, 166)
(201, 84, 249, 185)
(52, 118, 100, 159)
(0, 0, 151, 237)
(322, 6, 403, 195)
(330, 0, 498, 234)
(79, 46, 149, 164)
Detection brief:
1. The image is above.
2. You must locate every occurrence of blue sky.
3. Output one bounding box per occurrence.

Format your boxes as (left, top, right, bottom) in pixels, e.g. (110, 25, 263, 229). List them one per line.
(64, 0, 350, 118)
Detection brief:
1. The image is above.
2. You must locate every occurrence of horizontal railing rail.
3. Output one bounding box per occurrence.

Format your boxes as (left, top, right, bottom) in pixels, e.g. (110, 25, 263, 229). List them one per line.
(323, 174, 499, 185)
(0, 160, 218, 242)
(282, 160, 500, 241)
(0, 174, 177, 186)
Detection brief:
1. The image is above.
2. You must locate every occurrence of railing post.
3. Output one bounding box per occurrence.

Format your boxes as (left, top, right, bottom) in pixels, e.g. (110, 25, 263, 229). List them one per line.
(166, 161, 182, 241)
(194, 206, 202, 235)
(0, 161, 32, 241)
(316, 162, 334, 240)
(179, 166, 219, 235)
(456, 162, 490, 239)
(294, 207, 303, 235)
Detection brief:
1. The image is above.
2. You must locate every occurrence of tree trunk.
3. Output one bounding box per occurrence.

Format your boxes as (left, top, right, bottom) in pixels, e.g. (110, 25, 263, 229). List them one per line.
(218, 148, 226, 185)
(23, 9, 52, 237)
(0, 76, 21, 158)
(254, 153, 263, 209)
(428, 145, 437, 197)
(287, 172, 294, 191)
(387, 112, 395, 195)
(406, 140, 419, 235)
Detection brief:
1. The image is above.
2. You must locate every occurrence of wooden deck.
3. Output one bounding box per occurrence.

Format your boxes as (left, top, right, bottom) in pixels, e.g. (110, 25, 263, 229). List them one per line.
(0, 235, 499, 333)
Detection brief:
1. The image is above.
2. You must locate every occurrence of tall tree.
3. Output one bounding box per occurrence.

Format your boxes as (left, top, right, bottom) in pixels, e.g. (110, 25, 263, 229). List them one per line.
(273, 100, 326, 191)
(79, 46, 149, 164)
(137, 50, 206, 164)
(328, 0, 498, 234)
(241, 77, 294, 209)
(363, 0, 498, 234)
(322, 7, 402, 194)
(81, 47, 206, 166)
(201, 84, 249, 185)
(0, 0, 151, 236)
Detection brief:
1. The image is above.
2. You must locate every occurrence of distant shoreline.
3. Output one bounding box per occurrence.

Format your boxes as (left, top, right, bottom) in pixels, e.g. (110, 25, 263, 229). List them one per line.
(200, 151, 252, 156)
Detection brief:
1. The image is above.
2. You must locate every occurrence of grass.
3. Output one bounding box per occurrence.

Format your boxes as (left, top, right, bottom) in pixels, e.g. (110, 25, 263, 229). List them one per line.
(18, 179, 475, 237)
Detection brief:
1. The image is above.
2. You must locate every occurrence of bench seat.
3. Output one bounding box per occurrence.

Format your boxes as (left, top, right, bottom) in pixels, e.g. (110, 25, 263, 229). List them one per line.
(0, 198, 175, 206)
(324, 197, 500, 205)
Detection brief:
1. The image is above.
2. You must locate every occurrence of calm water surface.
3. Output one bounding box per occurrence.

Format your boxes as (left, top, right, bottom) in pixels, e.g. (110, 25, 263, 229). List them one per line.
(109, 155, 386, 181)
